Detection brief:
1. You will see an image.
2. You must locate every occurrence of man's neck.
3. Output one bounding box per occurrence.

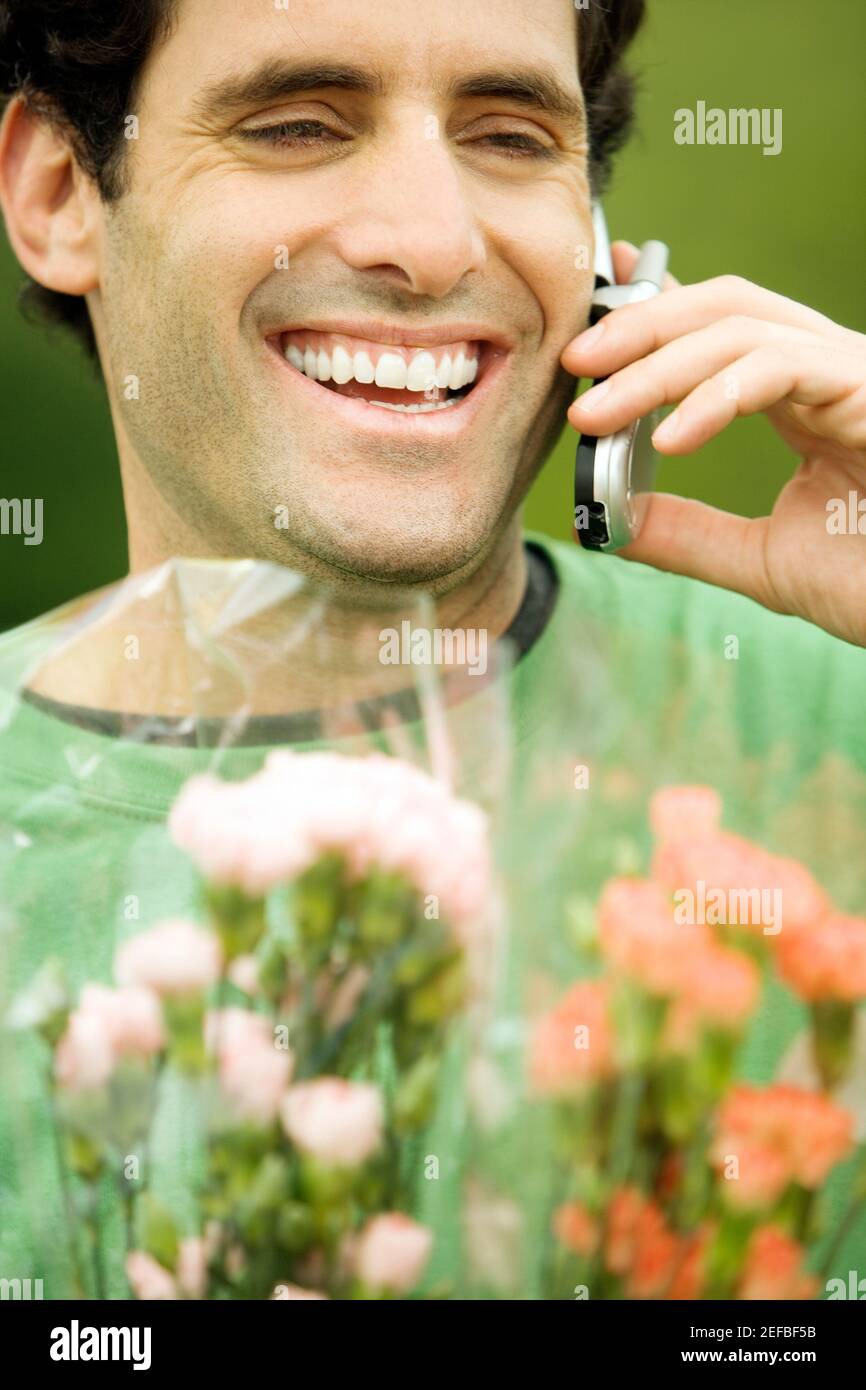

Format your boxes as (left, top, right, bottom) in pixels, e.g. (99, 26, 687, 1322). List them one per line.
(28, 508, 529, 718)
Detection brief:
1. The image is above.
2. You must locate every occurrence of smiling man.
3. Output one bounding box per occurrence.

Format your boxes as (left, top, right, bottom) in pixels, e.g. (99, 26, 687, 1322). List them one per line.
(1, 0, 866, 1301)
(2, 0, 603, 635)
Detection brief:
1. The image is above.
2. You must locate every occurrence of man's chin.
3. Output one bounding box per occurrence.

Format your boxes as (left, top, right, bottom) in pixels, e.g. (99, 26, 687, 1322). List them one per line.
(289, 514, 503, 594)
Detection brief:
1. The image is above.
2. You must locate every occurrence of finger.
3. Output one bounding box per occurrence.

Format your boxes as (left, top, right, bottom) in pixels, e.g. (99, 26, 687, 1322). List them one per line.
(610, 239, 681, 293)
(562, 274, 861, 377)
(566, 319, 832, 439)
(616, 493, 783, 613)
(649, 342, 866, 455)
(568, 316, 801, 433)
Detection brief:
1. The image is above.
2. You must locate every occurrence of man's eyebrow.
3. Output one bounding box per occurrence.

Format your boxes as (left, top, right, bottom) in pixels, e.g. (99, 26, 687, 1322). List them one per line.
(191, 59, 585, 137)
(191, 61, 385, 123)
(449, 70, 587, 136)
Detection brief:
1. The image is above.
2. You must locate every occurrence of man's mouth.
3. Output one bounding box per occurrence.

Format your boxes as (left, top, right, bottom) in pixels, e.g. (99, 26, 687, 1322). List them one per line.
(278, 329, 486, 413)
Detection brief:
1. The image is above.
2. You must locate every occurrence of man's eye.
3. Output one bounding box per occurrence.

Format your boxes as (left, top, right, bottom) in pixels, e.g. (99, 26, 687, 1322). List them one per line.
(476, 132, 553, 158)
(240, 120, 342, 147)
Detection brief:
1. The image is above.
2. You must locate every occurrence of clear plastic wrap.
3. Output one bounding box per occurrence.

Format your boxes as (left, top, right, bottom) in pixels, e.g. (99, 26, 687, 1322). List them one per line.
(2, 555, 865, 1300)
(0, 558, 516, 1299)
(460, 610, 866, 1299)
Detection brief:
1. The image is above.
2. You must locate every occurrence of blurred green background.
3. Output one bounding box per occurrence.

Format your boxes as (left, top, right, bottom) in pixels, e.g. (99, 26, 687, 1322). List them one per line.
(1, 0, 864, 630)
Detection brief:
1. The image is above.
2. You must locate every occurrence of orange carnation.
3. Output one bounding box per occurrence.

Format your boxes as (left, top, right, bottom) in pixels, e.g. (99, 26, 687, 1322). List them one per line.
(776, 912, 866, 1002)
(652, 832, 828, 938)
(552, 1202, 600, 1258)
(737, 1227, 818, 1301)
(662, 945, 760, 1052)
(528, 980, 615, 1095)
(598, 877, 711, 997)
(711, 1084, 854, 1210)
(604, 1186, 679, 1298)
(666, 1224, 715, 1300)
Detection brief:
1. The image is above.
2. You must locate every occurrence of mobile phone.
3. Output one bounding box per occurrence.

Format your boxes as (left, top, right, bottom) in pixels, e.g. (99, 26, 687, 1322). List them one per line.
(573, 205, 670, 551)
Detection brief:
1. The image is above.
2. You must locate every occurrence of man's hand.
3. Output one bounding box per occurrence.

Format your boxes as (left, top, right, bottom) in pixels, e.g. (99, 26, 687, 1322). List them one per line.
(562, 242, 866, 648)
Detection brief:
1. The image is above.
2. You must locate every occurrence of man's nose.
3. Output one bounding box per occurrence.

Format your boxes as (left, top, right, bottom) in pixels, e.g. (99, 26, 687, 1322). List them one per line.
(331, 119, 487, 298)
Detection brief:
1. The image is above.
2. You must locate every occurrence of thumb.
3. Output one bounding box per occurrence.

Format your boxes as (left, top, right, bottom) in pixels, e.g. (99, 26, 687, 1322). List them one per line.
(616, 492, 777, 607)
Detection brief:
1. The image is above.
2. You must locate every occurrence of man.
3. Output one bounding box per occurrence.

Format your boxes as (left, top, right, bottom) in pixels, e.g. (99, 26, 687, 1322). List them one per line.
(0, 0, 864, 1298)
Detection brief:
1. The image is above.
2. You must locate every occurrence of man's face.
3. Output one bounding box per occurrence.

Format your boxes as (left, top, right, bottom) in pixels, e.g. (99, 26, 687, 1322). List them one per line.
(94, 0, 592, 585)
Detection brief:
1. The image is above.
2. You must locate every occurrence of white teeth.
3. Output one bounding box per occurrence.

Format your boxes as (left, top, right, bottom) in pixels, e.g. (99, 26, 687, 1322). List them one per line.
(284, 339, 480, 392)
(406, 351, 438, 393)
(374, 352, 408, 390)
(331, 344, 353, 384)
(369, 399, 459, 413)
(353, 351, 375, 384)
(436, 354, 452, 389)
(449, 351, 466, 391)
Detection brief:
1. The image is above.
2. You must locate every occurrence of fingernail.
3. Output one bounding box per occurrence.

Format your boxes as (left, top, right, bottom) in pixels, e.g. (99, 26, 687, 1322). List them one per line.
(573, 321, 606, 352)
(576, 379, 612, 412)
(653, 411, 679, 443)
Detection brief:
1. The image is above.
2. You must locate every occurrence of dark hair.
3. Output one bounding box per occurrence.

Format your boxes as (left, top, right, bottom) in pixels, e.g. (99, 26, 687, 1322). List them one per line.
(0, 0, 646, 361)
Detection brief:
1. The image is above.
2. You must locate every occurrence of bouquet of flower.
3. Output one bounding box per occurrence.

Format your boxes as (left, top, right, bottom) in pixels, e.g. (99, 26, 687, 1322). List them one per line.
(8, 749, 493, 1300)
(467, 784, 866, 1300)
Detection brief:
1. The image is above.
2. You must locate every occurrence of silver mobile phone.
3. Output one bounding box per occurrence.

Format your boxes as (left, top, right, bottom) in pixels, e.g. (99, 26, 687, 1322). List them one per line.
(573, 204, 670, 551)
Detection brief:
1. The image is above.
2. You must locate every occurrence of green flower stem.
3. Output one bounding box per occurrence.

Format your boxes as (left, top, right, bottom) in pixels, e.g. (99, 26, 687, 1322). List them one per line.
(810, 1000, 855, 1090)
(48, 1073, 87, 1298)
(121, 1183, 136, 1293)
(89, 1195, 108, 1302)
(675, 1122, 712, 1231)
(818, 1144, 866, 1279)
(608, 1071, 646, 1189)
(206, 885, 267, 961)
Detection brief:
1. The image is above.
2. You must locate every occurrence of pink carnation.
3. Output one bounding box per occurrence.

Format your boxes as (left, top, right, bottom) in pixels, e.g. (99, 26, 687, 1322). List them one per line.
(177, 1237, 208, 1299)
(114, 919, 223, 998)
(354, 1213, 432, 1294)
(54, 1007, 115, 1092)
(227, 955, 260, 996)
(205, 1008, 292, 1124)
(220, 1036, 293, 1125)
(79, 983, 165, 1058)
(125, 1251, 178, 1301)
(169, 773, 316, 897)
(204, 1007, 271, 1058)
(281, 1078, 383, 1167)
(169, 752, 490, 930)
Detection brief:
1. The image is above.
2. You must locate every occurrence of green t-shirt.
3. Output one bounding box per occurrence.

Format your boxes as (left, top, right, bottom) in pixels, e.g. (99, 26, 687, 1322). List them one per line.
(1, 532, 865, 1298)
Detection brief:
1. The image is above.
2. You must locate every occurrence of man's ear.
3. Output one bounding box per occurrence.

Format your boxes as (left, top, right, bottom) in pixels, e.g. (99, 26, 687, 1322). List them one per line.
(0, 95, 100, 296)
